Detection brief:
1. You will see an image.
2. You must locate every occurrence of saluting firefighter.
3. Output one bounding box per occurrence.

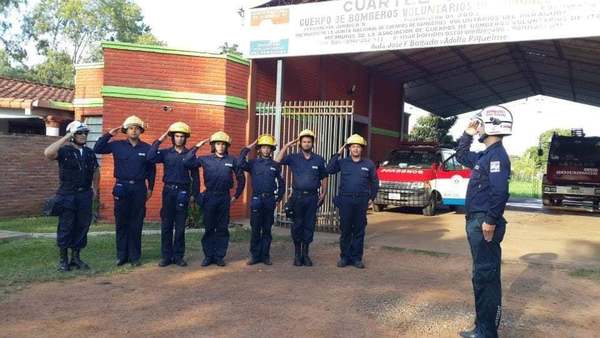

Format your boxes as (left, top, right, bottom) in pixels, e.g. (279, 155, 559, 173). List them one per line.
(94, 115, 156, 267)
(44, 121, 99, 272)
(239, 134, 285, 265)
(183, 131, 245, 267)
(147, 122, 200, 267)
(275, 129, 329, 267)
(327, 134, 379, 269)
(455, 106, 512, 338)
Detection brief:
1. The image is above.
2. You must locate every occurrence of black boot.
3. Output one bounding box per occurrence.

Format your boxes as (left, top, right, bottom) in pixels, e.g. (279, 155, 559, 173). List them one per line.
(293, 242, 303, 266)
(302, 243, 313, 267)
(70, 249, 90, 270)
(58, 248, 70, 272)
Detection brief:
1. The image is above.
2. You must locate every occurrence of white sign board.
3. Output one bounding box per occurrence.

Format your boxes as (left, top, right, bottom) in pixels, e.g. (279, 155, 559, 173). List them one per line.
(245, 0, 600, 58)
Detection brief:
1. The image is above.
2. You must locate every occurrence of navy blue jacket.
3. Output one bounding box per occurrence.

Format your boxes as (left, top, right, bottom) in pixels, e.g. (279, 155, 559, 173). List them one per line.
(280, 152, 328, 192)
(57, 145, 98, 194)
(239, 147, 285, 199)
(93, 133, 156, 190)
(147, 140, 200, 197)
(455, 132, 511, 225)
(183, 147, 246, 199)
(327, 154, 379, 200)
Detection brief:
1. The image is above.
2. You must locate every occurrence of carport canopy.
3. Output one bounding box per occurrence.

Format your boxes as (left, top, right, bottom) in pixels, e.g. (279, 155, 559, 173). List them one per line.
(250, 0, 600, 117)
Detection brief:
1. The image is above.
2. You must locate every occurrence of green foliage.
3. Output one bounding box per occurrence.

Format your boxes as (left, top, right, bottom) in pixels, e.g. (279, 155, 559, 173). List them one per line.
(29, 50, 75, 87)
(0, 0, 28, 64)
(409, 115, 458, 145)
(219, 42, 243, 56)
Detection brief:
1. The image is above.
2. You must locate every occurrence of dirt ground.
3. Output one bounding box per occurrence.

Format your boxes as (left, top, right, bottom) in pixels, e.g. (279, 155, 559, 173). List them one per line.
(2, 229, 600, 337)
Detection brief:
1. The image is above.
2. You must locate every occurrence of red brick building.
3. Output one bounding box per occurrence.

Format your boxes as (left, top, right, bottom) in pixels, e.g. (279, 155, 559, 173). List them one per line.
(75, 41, 408, 222)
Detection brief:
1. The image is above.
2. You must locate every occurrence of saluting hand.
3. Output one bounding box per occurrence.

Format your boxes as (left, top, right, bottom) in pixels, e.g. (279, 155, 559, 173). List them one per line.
(146, 190, 153, 201)
(338, 143, 347, 155)
(285, 137, 299, 148)
(108, 127, 121, 136)
(246, 138, 258, 149)
(231, 196, 237, 203)
(465, 120, 480, 136)
(482, 222, 495, 242)
(158, 130, 169, 142)
(195, 138, 210, 148)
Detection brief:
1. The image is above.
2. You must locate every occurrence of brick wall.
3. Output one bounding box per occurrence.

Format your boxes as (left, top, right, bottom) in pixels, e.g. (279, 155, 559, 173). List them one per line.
(75, 67, 104, 120)
(0, 134, 60, 218)
(94, 48, 250, 222)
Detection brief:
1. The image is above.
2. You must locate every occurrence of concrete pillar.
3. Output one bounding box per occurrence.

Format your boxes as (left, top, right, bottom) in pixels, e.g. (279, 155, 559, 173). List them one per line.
(44, 115, 62, 136)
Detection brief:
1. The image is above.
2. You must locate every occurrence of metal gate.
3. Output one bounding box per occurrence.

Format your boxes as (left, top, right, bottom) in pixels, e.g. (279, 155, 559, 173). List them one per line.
(256, 100, 354, 232)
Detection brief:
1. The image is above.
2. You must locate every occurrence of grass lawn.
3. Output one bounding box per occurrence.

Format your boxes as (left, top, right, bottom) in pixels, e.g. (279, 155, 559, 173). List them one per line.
(0, 216, 160, 233)
(0, 227, 260, 299)
(509, 180, 542, 199)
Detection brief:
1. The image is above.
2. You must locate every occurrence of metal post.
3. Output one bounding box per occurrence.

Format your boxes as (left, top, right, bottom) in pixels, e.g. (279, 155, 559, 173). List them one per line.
(274, 59, 284, 158)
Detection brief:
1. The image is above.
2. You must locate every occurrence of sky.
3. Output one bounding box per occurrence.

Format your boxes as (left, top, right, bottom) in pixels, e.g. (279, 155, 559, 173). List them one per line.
(9, 1, 600, 156)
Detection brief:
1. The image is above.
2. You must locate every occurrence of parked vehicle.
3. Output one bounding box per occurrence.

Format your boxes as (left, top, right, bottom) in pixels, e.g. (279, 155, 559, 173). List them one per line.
(541, 129, 600, 211)
(373, 142, 471, 216)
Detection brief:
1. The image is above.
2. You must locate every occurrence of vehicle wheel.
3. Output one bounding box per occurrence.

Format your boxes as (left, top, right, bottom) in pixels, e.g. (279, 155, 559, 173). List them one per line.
(553, 199, 563, 206)
(373, 204, 386, 212)
(422, 193, 438, 216)
(542, 198, 552, 206)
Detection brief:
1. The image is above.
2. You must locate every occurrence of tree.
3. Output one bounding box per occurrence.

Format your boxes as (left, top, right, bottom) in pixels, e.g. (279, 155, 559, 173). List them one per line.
(0, 0, 27, 65)
(30, 51, 75, 87)
(409, 115, 458, 144)
(219, 42, 242, 56)
(22, 0, 162, 64)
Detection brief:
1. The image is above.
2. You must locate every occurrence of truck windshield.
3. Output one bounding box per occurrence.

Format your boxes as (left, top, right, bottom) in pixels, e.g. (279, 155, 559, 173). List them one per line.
(549, 138, 600, 164)
(382, 150, 439, 169)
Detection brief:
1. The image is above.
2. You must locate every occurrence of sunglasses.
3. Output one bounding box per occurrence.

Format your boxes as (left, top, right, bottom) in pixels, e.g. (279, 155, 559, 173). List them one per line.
(74, 131, 89, 136)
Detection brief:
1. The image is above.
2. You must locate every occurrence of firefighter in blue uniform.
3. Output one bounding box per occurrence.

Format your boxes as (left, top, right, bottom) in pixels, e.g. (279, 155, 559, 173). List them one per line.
(147, 122, 200, 267)
(94, 115, 156, 267)
(44, 121, 99, 271)
(276, 129, 329, 267)
(327, 134, 379, 269)
(239, 134, 285, 265)
(455, 106, 513, 338)
(183, 131, 245, 267)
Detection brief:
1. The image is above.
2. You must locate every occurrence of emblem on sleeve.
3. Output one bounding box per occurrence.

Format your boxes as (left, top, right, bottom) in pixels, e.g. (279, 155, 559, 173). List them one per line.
(490, 161, 501, 173)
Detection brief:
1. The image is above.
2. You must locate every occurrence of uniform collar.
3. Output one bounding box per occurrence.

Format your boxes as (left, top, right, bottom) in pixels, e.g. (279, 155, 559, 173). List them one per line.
(483, 141, 503, 154)
(169, 146, 188, 154)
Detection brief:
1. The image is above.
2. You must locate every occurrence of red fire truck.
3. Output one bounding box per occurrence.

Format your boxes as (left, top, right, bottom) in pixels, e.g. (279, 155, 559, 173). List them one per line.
(541, 129, 600, 211)
(373, 142, 471, 216)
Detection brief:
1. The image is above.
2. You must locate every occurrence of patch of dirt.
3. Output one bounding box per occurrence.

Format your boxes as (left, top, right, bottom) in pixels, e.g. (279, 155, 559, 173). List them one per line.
(1, 241, 599, 338)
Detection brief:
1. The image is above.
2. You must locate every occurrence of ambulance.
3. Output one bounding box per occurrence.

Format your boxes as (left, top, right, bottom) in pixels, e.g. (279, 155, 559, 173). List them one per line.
(373, 142, 471, 216)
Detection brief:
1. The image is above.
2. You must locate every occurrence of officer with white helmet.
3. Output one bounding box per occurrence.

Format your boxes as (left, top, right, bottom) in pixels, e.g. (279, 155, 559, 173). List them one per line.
(183, 131, 246, 267)
(147, 122, 200, 267)
(94, 115, 156, 267)
(455, 106, 513, 338)
(327, 134, 379, 269)
(44, 121, 99, 272)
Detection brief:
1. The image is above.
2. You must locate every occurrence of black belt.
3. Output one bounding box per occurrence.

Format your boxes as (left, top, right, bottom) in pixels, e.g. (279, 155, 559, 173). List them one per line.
(254, 192, 274, 198)
(340, 192, 369, 197)
(117, 179, 145, 185)
(465, 211, 486, 220)
(205, 190, 229, 195)
(164, 183, 188, 190)
(294, 190, 318, 195)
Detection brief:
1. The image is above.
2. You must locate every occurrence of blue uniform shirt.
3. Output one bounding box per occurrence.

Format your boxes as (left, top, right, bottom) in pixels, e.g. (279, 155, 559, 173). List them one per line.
(239, 147, 285, 198)
(147, 140, 200, 197)
(280, 152, 328, 192)
(183, 147, 246, 199)
(455, 132, 511, 225)
(93, 133, 156, 190)
(57, 145, 98, 194)
(327, 154, 379, 200)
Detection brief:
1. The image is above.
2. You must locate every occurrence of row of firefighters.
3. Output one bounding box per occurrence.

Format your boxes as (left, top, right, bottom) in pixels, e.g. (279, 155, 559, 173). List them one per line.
(44, 104, 514, 338)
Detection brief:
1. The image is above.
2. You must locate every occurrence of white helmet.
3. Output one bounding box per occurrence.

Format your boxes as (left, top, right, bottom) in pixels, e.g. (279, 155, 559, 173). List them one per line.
(473, 105, 513, 136)
(66, 121, 90, 134)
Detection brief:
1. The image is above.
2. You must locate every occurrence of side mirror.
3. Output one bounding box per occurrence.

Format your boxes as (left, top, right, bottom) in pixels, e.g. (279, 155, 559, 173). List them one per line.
(537, 148, 544, 157)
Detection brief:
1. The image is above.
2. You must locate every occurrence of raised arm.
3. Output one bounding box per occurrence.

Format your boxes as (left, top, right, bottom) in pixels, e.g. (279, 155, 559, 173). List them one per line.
(44, 133, 72, 160)
(146, 130, 169, 164)
(455, 121, 481, 169)
(93, 127, 120, 154)
(274, 137, 299, 163)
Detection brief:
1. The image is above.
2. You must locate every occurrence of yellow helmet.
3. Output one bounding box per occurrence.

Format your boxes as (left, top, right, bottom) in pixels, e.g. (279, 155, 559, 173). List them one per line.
(122, 115, 145, 133)
(209, 131, 231, 145)
(168, 122, 191, 136)
(298, 129, 315, 140)
(257, 134, 277, 147)
(346, 133, 367, 146)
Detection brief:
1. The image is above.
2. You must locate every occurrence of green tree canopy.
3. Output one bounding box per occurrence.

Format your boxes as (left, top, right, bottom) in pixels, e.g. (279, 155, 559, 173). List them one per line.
(409, 115, 458, 145)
